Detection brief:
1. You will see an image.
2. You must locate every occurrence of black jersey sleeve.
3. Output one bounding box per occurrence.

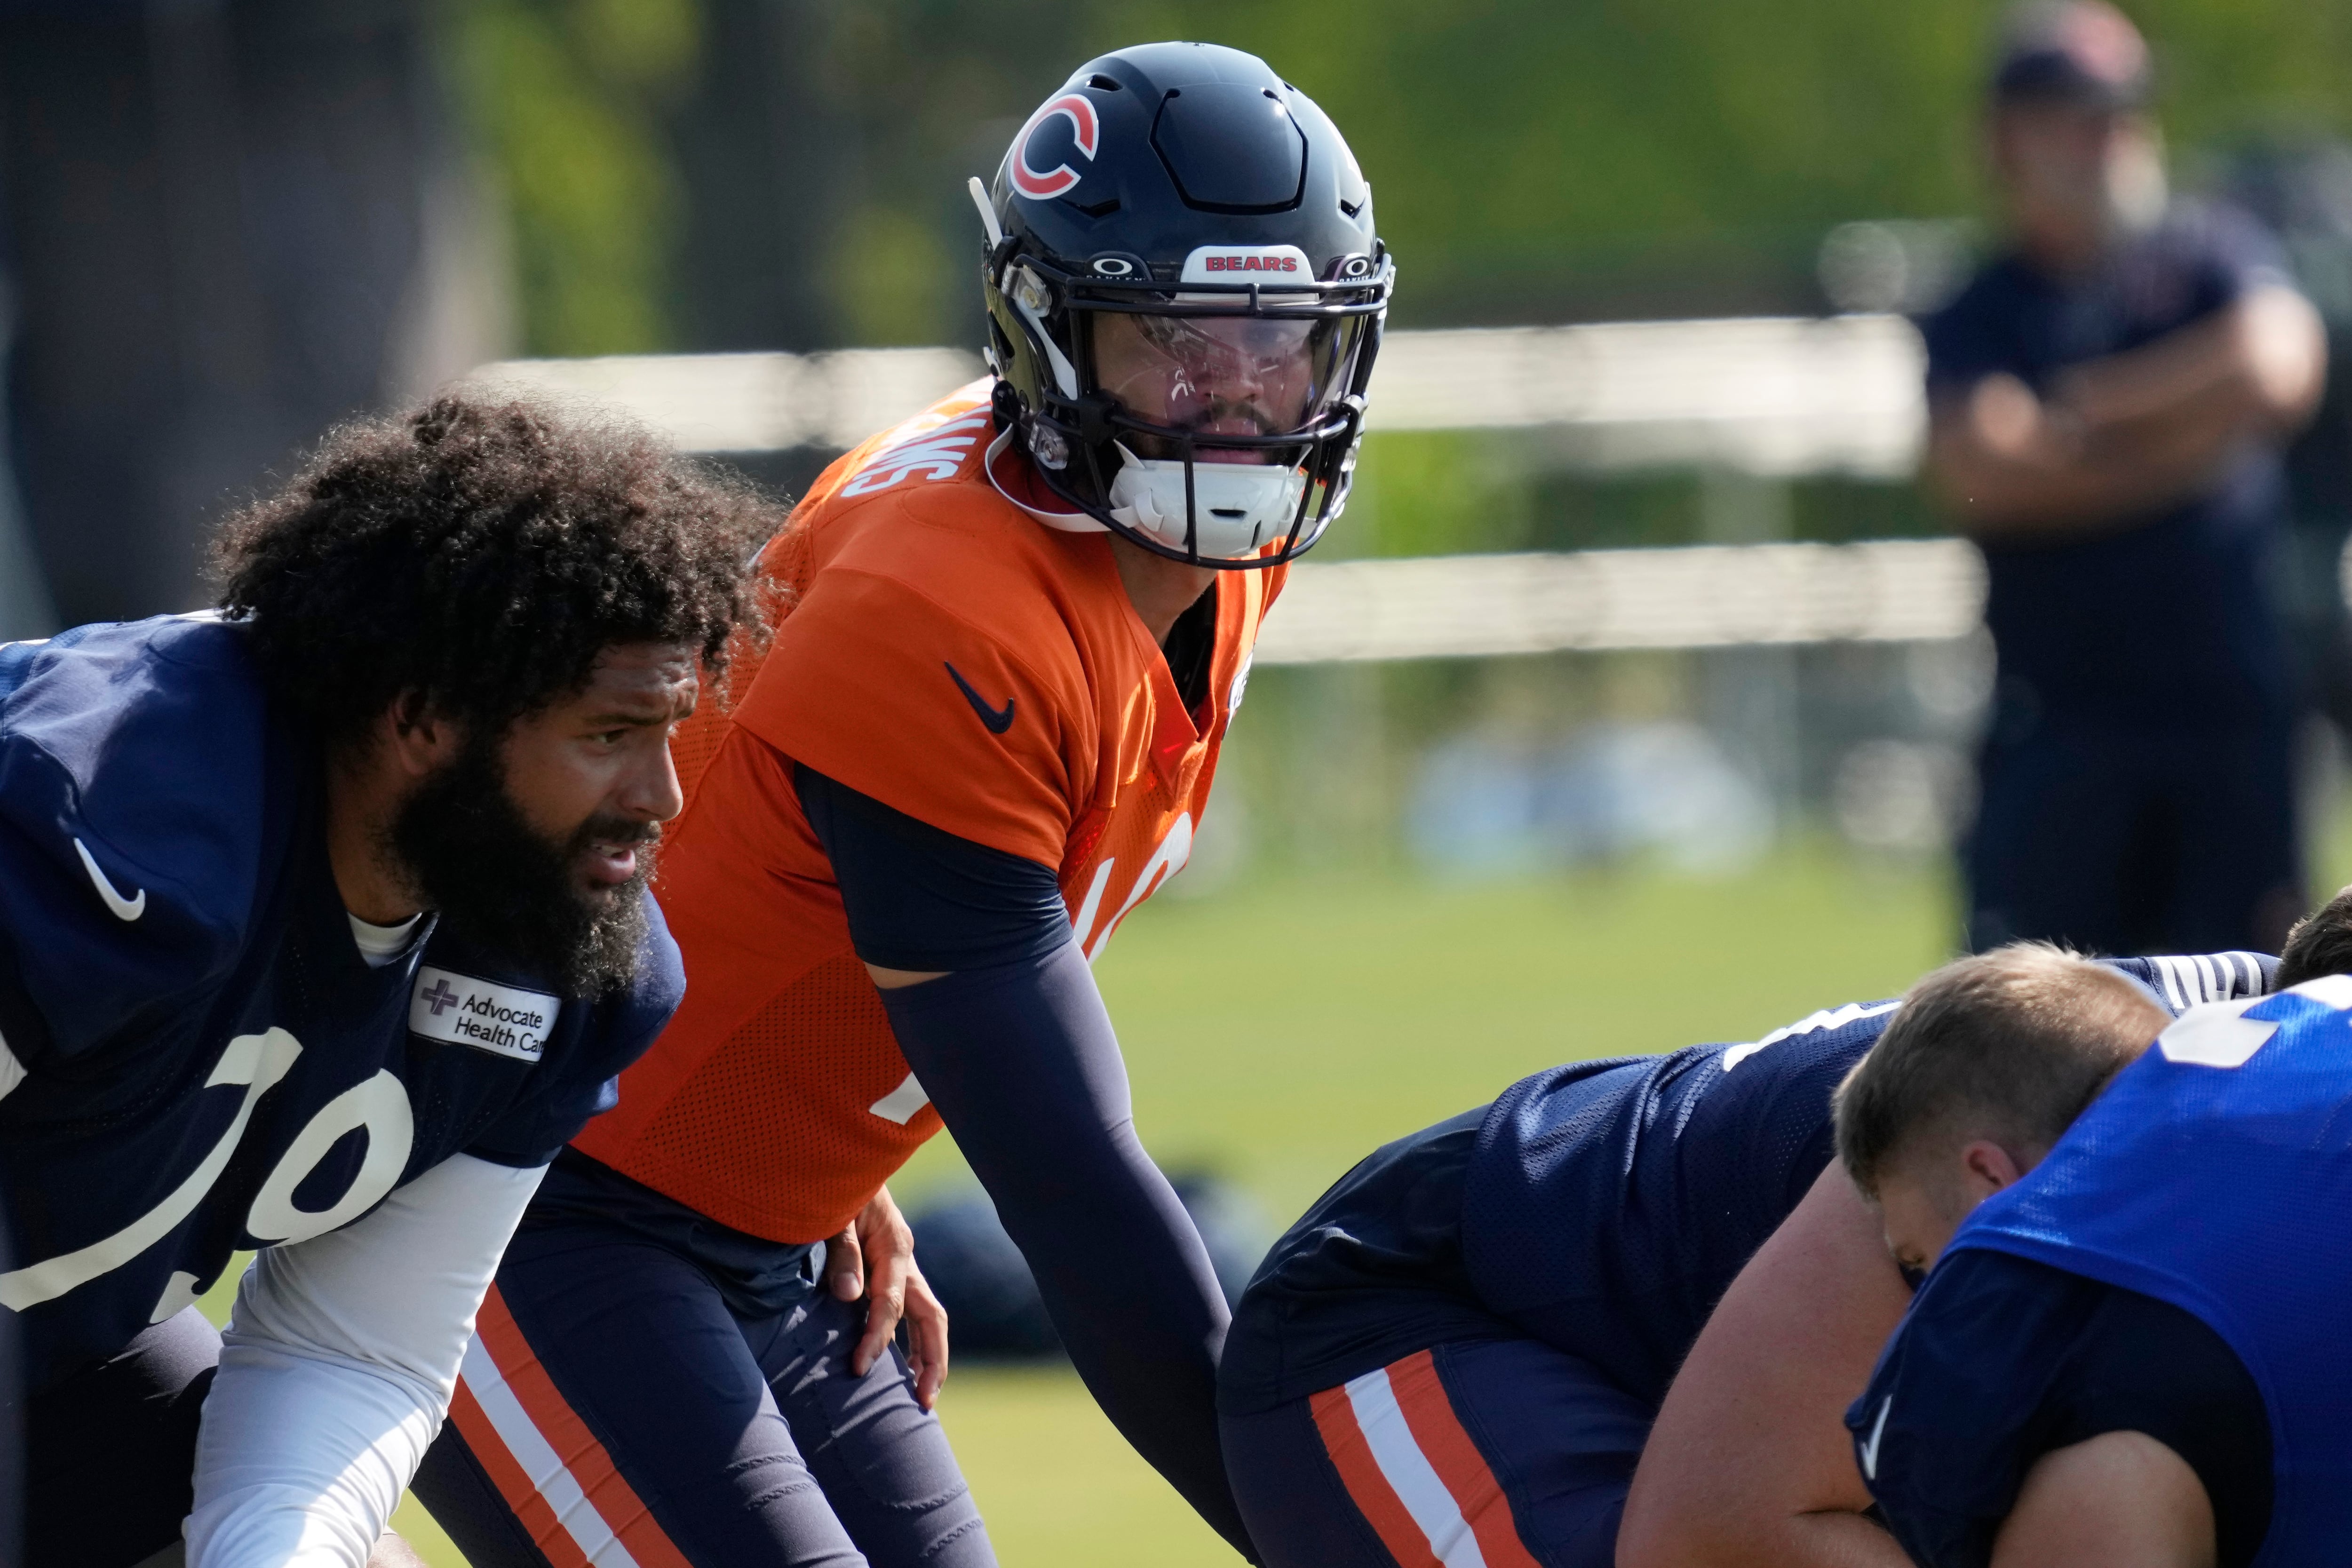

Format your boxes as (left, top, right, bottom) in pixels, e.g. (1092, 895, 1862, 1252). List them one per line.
(1852, 1248, 2271, 1568)
(793, 764, 1069, 972)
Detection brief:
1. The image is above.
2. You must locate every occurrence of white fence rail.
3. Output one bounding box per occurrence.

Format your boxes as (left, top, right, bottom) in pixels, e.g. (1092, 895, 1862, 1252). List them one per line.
(469, 346, 986, 455)
(468, 314, 1927, 478)
(1367, 317, 1922, 476)
(466, 318, 1954, 661)
(1255, 539, 1983, 664)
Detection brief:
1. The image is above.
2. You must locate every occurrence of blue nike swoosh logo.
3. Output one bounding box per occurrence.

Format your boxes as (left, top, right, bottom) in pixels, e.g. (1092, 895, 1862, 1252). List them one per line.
(946, 663, 1015, 734)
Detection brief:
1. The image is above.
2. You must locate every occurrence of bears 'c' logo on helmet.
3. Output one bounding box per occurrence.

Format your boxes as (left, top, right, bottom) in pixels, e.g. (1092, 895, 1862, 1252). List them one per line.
(1010, 93, 1099, 200)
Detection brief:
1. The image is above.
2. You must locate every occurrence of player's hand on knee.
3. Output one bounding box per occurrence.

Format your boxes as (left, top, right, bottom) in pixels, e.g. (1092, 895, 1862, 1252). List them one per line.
(828, 1184, 910, 1312)
(838, 1184, 949, 1406)
(825, 1215, 867, 1306)
(899, 1266, 950, 1411)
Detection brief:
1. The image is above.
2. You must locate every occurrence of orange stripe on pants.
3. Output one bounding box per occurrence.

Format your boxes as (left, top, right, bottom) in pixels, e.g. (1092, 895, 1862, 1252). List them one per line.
(1309, 1383, 1446, 1568)
(453, 1284, 697, 1568)
(1384, 1350, 1543, 1568)
(446, 1380, 595, 1568)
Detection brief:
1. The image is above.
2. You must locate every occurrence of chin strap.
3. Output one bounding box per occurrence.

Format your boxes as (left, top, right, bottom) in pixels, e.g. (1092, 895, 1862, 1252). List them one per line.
(984, 427, 1105, 536)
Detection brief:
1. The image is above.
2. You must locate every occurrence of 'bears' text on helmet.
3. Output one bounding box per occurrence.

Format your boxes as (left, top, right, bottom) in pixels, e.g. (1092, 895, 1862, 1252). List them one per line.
(974, 41, 1393, 569)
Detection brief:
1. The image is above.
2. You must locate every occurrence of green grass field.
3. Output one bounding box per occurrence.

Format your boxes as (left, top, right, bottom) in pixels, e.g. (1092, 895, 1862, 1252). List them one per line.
(194, 839, 1956, 1566)
(898, 837, 1956, 1224)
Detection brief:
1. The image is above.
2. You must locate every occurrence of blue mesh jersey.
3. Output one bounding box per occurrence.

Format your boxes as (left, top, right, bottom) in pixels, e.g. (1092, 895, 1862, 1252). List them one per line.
(1852, 976, 2352, 1568)
(0, 617, 686, 1390)
(1219, 955, 2273, 1416)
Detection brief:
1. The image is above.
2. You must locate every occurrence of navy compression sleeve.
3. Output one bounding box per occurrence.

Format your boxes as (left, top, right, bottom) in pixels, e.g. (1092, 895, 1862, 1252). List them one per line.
(880, 955, 1250, 1556)
(795, 764, 1069, 971)
(797, 767, 1255, 1558)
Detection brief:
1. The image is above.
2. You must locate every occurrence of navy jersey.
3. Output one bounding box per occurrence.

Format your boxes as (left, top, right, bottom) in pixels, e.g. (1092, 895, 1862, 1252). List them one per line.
(1460, 1000, 1896, 1406)
(1221, 954, 2272, 1417)
(1923, 201, 2297, 726)
(0, 617, 685, 1390)
(1854, 976, 2352, 1568)
(1221, 1004, 1896, 1416)
(1850, 1250, 2272, 1568)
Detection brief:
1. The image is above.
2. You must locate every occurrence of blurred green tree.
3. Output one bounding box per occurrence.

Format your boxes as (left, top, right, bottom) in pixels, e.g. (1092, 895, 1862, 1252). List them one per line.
(448, 0, 701, 355)
(451, 0, 2352, 347)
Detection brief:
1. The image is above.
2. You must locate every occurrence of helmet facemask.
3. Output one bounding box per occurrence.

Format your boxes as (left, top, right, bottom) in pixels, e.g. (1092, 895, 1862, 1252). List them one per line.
(990, 253, 1389, 570)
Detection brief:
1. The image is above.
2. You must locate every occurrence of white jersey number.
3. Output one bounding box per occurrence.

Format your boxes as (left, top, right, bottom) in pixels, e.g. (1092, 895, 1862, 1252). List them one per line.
(0, 1027, 414, 1318)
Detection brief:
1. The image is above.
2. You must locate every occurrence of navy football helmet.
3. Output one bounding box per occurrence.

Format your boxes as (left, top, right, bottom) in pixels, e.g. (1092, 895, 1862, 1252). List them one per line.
(975, 42, 1392, 569)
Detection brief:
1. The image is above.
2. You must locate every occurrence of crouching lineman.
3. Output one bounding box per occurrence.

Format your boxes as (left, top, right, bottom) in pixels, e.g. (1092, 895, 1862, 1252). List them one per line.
(1216, 949, 2272, 1568)
(413, 40, 1389, 1567)
(1840, 894, 2352, 1568)
(0, 396, 770, 1568)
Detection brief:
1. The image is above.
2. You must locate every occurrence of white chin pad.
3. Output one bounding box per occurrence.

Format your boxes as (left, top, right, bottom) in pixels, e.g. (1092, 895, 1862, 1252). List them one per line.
(1107, 444, 1309, 560)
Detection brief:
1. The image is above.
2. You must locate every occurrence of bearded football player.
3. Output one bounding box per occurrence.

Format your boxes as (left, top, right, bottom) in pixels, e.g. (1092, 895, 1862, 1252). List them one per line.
(0, 396, 771, 1568)
(412, 40, 1388, 1568)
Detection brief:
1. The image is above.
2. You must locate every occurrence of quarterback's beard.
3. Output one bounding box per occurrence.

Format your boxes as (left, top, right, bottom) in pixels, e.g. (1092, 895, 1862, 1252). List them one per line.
(388, 732, 656, 998)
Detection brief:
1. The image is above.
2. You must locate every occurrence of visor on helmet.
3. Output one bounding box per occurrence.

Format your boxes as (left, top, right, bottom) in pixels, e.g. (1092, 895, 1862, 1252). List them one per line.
(1088, 311, 1367, 465)
(984, 229, 1390, 569)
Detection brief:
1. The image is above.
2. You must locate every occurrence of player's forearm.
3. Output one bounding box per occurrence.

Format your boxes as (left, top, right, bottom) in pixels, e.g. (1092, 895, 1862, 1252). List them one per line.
(1625, 1170, 1916, 1568)
(1762, 1512, 1916, 1568)
(188, 1155, 543, 1567)
(1006, 1132, 1244, 1545)
(881, 949, 1258, 1558)
(1988, 1434, 2214, 1568)
(184, 1344, 430, 1568)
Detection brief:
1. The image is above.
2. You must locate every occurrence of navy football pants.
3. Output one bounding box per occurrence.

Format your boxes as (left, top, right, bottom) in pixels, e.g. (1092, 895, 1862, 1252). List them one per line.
(19, 1305, 216, 1568)
(1967, 720, 2302, 957)
(1221, 1337, 1651, 1568)
(413, 1218, 992, 1568)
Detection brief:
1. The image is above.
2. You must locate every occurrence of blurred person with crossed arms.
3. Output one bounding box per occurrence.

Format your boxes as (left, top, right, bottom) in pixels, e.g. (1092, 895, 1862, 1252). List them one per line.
(1925, 1, 2326, 957)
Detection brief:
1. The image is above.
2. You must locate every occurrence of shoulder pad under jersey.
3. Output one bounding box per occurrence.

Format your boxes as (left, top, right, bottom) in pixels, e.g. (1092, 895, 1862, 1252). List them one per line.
(0, 616, 289, 1057)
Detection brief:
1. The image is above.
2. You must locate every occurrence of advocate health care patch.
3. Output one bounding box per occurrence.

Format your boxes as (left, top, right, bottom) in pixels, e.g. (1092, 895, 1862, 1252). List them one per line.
(408, 965, 560, 1065)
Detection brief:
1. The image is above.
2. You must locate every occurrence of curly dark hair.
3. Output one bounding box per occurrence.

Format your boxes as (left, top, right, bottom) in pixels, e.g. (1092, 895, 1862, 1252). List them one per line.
(214, 393, 779, 743)
(2279, 884, 2352, 989)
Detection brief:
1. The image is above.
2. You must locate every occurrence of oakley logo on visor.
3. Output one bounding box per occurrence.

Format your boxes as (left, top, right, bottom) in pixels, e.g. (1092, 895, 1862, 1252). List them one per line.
(1180, 245, 1312, 285)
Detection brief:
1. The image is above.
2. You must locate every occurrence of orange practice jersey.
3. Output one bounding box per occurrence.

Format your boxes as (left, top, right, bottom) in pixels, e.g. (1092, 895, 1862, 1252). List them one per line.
(572, 382, 1283, 1242)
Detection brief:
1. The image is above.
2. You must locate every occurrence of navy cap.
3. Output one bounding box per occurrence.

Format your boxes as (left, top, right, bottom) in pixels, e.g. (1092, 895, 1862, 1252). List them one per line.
(1991, 1, 2152, 110)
